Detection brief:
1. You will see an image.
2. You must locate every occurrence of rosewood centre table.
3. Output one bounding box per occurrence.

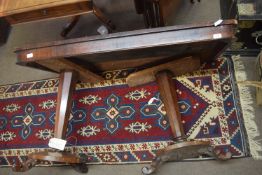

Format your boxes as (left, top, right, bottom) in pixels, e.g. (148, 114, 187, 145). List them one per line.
(13, 19, 237, 173)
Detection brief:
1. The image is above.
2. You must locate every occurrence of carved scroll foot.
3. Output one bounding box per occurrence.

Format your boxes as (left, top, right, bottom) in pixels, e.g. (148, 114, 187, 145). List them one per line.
(141, 140, 231, 175)
(12, 158, 38, 172)
(197, 146, 232, 160)
(12, 151, 88, 173)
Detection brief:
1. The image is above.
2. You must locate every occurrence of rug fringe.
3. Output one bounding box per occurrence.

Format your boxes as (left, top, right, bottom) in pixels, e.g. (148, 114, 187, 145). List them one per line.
(232, 55, 262, 160)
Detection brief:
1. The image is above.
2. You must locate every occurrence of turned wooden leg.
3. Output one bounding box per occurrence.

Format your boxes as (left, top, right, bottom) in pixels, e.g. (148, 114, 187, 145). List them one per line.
(55, 70, 78, 139)
(12, 70, 89, 173)
(126, 58, 231, 174)
(142, 71, 231, 175)
(156, 71, 185, 139)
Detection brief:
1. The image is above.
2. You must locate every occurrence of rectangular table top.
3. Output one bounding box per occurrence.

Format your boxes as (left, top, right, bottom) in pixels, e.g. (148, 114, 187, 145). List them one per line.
(15, 19, 237, 74)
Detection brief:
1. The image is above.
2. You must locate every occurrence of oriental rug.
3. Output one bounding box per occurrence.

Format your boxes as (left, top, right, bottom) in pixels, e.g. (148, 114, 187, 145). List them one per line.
(0, 56, 251, 166)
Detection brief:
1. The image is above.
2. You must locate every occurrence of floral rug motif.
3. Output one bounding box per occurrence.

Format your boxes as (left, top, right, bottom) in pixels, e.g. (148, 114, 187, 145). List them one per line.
(0, 57, 249, 166)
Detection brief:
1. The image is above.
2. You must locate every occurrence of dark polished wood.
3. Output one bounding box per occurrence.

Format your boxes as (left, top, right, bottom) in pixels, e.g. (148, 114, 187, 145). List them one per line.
(126, 56, 232, 174)
(12, 159, 37, 172)
(55, 71, 78, 139)
(29, 151, 82, 164)
(129, 69, 231, 175)
(12, 71, 91, 173)
(156, 140, 209, 157)
(15, 20, 237, 74)
(141, 140, 212, 174)
(13, 20, 237, 173)
(36, 58, 104, 83)
(126, 56, 200, 87)
(12, 151, 87, 172)
(155, 71, 185, 139)
(127, 68, 216, 175)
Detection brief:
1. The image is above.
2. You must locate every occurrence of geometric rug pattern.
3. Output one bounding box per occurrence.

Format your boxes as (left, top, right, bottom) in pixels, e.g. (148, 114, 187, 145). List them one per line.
(0, 57, 249, 166)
